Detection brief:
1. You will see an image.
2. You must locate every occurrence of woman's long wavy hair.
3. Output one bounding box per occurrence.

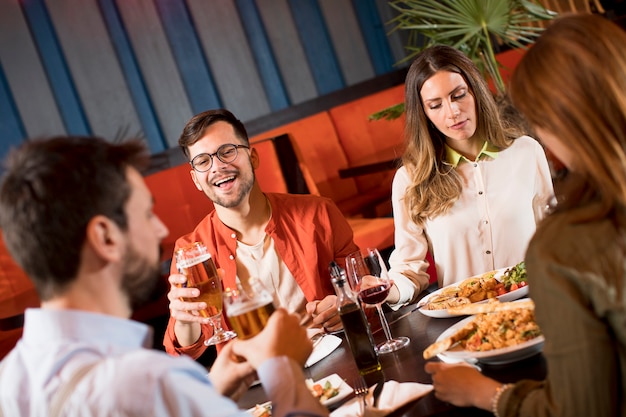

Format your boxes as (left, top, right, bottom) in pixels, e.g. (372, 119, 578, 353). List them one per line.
(402, 45, 518, 226)
(511, 14, 626, 220)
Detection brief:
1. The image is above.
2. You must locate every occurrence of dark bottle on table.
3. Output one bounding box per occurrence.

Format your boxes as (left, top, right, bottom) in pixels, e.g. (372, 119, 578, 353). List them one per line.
(329, 261, 381, 376)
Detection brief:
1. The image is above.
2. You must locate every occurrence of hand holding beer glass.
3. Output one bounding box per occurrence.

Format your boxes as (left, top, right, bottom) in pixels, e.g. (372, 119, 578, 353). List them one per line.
(175, 242, 237, 346)
(223, 278, 276, 340)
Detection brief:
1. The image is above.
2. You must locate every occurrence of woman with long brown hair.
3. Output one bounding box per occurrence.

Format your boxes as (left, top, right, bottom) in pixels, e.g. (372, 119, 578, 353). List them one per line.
(385, 45, 553, 307)
(425, 13, 626, 416)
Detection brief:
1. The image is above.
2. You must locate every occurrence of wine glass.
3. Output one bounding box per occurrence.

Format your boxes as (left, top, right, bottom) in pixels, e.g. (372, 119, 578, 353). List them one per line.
(175, 242, 237, 346)
(223, 277, 276, 340)
(345, 248, 410, 354)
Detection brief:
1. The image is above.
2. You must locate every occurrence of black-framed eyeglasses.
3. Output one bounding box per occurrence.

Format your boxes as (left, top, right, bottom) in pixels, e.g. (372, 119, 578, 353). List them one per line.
(189, 144, 250, 172)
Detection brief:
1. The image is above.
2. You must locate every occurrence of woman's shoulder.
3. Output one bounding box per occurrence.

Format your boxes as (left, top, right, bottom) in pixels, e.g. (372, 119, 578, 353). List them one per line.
(503, 135, 546, 160)
(509, 135, 542, 149)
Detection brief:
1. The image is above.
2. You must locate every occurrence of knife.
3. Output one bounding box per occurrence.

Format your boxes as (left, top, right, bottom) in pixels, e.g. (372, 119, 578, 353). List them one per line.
(372, 374, 385, 408)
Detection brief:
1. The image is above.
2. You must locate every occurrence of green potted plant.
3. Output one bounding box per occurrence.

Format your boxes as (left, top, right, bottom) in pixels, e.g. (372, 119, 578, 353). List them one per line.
(371, 0, 556, 121)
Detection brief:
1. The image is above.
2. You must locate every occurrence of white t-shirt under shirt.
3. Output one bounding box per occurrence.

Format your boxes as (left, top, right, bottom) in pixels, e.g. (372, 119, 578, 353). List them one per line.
(236, 234, 307, 314)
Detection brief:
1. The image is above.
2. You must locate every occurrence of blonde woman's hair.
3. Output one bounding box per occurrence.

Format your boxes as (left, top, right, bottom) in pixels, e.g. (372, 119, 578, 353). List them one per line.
(402, 45, 519, 226)
(511, 13, 626, 215)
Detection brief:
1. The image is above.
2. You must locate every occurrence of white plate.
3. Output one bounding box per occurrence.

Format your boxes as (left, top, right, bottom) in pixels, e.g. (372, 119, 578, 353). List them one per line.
(305, 334, 342, 367)
(310, 373, 354, 406)
(436, 313, 544, 365)
(417, 267, 529, 318)
(246, 374, 352, 415)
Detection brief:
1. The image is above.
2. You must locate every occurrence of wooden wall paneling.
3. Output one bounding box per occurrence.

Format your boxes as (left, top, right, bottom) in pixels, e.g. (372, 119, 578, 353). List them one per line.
(351, 0, 395, 76)
(319, 0, 375, 86)
(374, 0, 411, 68)
(116, 0, 193, 147)
(235, 0, 289, 112)
(98, 0, 166, 153)
(255, 0, 317, 105)
(287, 0, 345, 95)
(153, 0, 221, 115)
(186, 0, 270, 122)
(46, 0, 143, 143)
(0, 67, 25, 163)
(0, 0, 67, 139)
(21, 0, 90, 135)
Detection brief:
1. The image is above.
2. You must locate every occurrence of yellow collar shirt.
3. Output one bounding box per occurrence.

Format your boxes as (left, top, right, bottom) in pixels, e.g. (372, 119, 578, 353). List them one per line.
(443, 141, 500, 167)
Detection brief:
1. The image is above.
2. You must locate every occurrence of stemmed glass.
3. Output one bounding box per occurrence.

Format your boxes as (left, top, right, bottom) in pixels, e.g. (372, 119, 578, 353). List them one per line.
(175, 242, 237, 346)
(345, 248, 410, 354)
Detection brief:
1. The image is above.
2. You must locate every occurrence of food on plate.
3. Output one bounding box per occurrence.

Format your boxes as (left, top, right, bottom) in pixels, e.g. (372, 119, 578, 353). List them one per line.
(423, 294, 471, 310)
(462, 308, 540, 351)
(249, 402, 272, 417)
(306, 378, 340, 402)
(448, 298, 534, 315)
(421, 262, 529, 311)
(497, 261, 528, 294)
(423, 319, 477, 359)
(422, 273, 498, 310)
(423, 305, 541, 359)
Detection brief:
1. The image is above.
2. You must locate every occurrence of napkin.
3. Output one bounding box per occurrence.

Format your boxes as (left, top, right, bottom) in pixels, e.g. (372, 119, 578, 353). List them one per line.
(304, 333, 342, 367)
(330, 380, 433, 417)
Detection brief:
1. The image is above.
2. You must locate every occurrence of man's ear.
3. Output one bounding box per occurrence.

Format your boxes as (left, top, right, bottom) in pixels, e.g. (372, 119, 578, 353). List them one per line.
(250, 147, 260, 169)
(85, 215, 124, 263)
(190, 169, 203, 191)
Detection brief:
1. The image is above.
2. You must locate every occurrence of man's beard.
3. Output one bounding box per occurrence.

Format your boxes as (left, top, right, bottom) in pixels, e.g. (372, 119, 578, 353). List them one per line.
(120, 243, 162, 310)
(209, 163, 256, 208)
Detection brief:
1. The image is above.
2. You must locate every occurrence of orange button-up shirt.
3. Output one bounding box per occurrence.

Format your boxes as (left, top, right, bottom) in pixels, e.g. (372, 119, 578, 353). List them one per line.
(163, 192, 359, 359)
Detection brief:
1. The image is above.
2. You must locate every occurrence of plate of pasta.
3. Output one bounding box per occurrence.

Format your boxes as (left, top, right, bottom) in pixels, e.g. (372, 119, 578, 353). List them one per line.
(417, 263, 529, 318)
(433, 301, 544, 365)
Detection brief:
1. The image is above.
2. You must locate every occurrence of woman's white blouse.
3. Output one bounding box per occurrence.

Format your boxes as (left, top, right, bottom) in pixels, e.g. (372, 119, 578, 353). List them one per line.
(388, 136, 554, 307)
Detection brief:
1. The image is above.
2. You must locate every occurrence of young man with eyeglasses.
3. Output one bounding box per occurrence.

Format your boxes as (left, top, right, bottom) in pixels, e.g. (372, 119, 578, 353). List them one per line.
(164, 109, 359, 360)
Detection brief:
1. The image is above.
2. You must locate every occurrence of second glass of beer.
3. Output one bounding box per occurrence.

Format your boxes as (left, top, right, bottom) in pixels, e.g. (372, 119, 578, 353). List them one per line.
(175, 241, 237, 346)
(223, 278, 275, 340)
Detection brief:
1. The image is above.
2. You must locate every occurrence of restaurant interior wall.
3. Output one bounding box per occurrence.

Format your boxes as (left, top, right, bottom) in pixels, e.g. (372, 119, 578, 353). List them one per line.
(0, 0, 412, 174)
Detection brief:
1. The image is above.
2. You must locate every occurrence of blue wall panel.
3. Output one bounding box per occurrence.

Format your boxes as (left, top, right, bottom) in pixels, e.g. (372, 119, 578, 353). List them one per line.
(98, 0, 166, 152)
(236, 0, 289, 111)
(0, 65, 26, 163)
(154, 0, 221, 114)
(288, 0, 344, 95)
(352, 0, 395, 75)
(22, 0, 90, 135)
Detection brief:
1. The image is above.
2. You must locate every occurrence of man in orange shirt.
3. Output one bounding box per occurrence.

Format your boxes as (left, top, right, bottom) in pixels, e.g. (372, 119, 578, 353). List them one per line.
(164, 109, 359, 360)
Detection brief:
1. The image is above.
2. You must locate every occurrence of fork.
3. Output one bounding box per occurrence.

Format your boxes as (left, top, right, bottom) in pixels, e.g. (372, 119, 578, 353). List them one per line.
(353, 377, 369, 416)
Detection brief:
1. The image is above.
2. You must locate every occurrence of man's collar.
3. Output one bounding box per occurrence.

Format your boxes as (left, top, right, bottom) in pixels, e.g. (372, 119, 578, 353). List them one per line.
(444, 141, 499, 167)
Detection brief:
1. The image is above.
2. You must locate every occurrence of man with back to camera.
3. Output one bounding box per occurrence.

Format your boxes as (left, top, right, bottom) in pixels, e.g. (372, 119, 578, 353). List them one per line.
(164, 109, 361, 359)
(0, 136, 328, 417)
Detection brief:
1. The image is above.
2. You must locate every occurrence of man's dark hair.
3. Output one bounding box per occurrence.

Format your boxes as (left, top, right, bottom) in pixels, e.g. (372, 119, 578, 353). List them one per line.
(178, 109, 249, 158)
(0, 136, 149, 300)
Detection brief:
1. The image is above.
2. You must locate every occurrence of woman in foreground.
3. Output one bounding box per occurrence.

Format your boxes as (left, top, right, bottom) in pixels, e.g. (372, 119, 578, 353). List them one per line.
(425, 13, 626, 417)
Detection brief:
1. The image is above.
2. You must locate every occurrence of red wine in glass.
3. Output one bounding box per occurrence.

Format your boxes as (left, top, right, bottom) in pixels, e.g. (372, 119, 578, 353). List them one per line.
(359, 284, 391, 305)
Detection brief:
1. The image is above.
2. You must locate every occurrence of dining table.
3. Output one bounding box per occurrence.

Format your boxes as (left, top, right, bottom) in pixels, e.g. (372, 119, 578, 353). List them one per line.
(237, 286, 547, 416)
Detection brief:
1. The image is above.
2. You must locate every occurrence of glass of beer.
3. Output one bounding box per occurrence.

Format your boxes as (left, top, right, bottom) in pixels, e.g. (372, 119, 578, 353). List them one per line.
(175, 241, 237, 346)
(223, 278, 276, 340)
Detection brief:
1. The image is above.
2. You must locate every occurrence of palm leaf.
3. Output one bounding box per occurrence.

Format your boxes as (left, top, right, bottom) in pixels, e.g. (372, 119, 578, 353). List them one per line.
(387, 0, 555, 95)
